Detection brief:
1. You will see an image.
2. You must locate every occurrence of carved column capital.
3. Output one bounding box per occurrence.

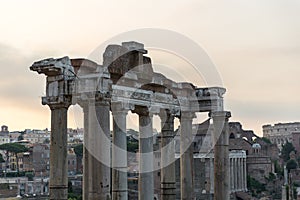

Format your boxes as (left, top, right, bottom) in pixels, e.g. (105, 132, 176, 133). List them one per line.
(77, 96, 110, 112)
(180, 111, 196, 121)
(44, 96, 72, 110)
(111, 101, 133, 116)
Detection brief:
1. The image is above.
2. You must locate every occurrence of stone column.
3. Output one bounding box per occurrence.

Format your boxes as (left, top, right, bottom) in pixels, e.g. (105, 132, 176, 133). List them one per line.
(241, 158, 244, 191)
(82, 105, 89, 200)
(210, 111, 231, 200)
(237, 158, 240, 191)
(243, 158, 247, 191)
(180, 112, 195, 200)
(49, 103, 71, 200)
(234, 158, 237, 192)
(230, 158, 234, 192)
(159, 110, 176, 200)
(238, 158, 241, 191)
(112, 104, 128, 200)
(210, 157, 214, 194)
(82, 101, 111, 200)
(135, 107, 154, 200)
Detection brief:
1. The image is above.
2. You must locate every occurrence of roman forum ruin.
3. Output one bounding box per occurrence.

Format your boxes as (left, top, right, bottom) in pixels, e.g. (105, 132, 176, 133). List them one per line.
(30, 41, 231, 200)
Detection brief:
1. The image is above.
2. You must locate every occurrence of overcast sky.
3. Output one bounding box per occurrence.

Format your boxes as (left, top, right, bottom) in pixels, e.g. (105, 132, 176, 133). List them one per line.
(1, 0, 300, 136)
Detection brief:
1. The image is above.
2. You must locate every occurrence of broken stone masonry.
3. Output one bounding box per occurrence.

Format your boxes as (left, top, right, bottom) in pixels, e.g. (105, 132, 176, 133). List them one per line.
(30, 41, 231, 200)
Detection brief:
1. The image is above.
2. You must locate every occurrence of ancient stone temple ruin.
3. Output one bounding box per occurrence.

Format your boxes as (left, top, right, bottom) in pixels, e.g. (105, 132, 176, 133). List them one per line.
(30, 41, 231, 200)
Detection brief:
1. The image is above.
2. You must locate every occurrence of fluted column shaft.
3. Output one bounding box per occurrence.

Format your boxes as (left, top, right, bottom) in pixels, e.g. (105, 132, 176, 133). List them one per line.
(234, 158, 238, 191)
(83, 102, 111, 200)
(112, 108, 128, 200)
(180, 112, 194, 200)
(136, 107, 154, 200)
(243, 158, 247, 191)
(230, 158, 234, 191)
(210, 111, 231, 200)
(160, 111, 176, 200)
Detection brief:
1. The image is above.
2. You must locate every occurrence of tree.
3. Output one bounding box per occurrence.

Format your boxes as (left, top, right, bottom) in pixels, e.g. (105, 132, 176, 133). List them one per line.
(261, 137, 271, 144)
(74, 144, 83, 157)
(73, 144, 83, 174)
(0, 143, 29, 176)
(43, 138, 50, 144)
(281, 141, 296, 162)
(286, 159, 298, 172)
(0, 153, 4, 163)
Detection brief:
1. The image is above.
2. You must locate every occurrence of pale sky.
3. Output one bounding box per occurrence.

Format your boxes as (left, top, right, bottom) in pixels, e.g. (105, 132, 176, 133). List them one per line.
(1, 0, 300, 136)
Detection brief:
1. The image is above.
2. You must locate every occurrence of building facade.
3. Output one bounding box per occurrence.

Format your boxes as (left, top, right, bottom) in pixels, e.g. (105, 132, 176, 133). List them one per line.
(263, 122, 300, 150)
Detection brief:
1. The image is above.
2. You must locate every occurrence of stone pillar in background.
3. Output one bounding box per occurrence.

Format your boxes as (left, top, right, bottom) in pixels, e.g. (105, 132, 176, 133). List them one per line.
(180, 112, 195, 200)
(230, 158, 234, 192)
(111, 103, 129, 200)
(210, 157, 214, 194)
(159, 110, 176, 200)
(239, 158, 241, 191)
(210, 111, 231, 200)
(234, 158, 238, 191)
(243, 157, 247, 191)
(134, 106, 154, 200)
(241, 158, 244, 191)
(49, 102, 71, 200)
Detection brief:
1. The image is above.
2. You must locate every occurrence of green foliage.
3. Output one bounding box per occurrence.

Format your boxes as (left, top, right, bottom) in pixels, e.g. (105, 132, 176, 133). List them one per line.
(73, 144, 83, 157)
(68, 181, 73, 193)
(0, 143, 29, 176)
(127, 141, 138, 152)
(281, 141, 296, 162)
(0, 153, 4, 163)
(43, 138, 50, 144)
(274, 160, 283, 177)
(265, 172, 276, 181)
(247, 175, 266, 196)
(286, 159, 298, 172)
(261, 137, 271, 144)
(0, 143, 28, 154)
(1, 171, 29, 177)
(25, 172, 34, 181)
(68, 180, 82, 200)
(68, 193, 82, 200)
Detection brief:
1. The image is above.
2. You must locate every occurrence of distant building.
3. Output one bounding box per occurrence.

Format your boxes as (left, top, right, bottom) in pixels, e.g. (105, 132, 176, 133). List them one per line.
(23, 133, 50, 144)
(263, 122, 300, 150)
(0, 134, 10, 145)
(9, 132, 21, 142)
(67, 148, 77, 175)
(0, 125, 9, 134)
(32, 144, 50, 177)
(292, 132, 300, 154)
